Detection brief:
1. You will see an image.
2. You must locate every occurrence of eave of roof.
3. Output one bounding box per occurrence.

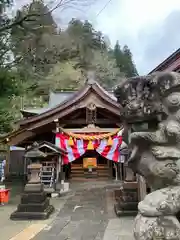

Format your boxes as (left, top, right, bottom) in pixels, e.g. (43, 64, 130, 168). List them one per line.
(36, 141, 66, 155)
(21, 108, 50, 115)
(10, 146, 25, 151)
(20, 92, 75, 116)
(148, 48, 180, 74)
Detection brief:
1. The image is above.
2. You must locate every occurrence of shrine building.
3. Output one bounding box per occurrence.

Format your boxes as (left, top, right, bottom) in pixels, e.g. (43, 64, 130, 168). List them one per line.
(149, 48, 180, 73)
(2, 75, 132, 186)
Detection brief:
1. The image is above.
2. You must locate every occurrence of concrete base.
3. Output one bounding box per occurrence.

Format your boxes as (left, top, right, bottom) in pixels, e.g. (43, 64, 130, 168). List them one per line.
(10, 182, 54, 221)
(44, 188, 55, 194)
(51, 193, 59, 198)
(10, 205, 54, 220)
(0, 185, 5, 189)
(60, 182, 69, 194)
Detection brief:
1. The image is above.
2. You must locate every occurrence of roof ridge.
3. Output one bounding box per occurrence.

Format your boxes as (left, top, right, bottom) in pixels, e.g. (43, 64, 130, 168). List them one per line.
(148, 48, 180, 74)
(50, 90, 77, 93)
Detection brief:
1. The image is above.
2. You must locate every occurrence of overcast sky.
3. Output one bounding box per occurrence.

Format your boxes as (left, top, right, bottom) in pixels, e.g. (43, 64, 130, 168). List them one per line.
(14, 0, 180, 75)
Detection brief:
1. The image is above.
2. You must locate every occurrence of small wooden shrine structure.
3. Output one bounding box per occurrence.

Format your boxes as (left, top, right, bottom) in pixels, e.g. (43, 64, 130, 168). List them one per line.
(24, 141, 66, 190)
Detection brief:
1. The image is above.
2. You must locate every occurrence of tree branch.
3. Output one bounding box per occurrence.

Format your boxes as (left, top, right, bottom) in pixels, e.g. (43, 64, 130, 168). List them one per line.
(0, 0, 96, 33)
(0, 0, 65, 33)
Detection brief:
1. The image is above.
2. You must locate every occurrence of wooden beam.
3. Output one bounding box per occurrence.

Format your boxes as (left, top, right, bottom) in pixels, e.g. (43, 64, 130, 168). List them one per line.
(53, 128, 119, 133)
(98, 109, 121, 120)
(59, 118, 118, 125)
(7, 130, 35, 146)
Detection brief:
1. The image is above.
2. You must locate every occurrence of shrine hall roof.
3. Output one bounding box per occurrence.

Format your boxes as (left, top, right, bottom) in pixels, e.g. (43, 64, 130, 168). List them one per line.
(21, 87, 117, 116)
(17, 75, 121, 130)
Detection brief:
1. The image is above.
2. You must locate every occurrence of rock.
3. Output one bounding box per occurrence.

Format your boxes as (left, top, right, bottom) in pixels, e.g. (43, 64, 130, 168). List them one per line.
(134, 214, 180, 240)
(138, 186, 180, 217)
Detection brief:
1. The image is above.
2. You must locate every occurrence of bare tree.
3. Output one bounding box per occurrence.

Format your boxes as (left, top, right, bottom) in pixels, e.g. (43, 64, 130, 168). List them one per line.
(0, 0, 97, 33)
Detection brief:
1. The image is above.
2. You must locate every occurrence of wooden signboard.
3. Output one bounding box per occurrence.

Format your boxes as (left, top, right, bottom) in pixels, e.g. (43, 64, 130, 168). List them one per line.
(83, 158, 97, 168)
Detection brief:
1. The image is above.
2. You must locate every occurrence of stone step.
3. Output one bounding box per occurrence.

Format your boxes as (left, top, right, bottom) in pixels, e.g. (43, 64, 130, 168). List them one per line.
(70, 177, 110, 181)
(71, 170, 85, 174)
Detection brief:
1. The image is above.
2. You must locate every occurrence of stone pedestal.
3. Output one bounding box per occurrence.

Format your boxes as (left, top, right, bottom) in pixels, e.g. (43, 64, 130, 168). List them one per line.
(10, 163, 54, 220)
(114, 182, 138, 216)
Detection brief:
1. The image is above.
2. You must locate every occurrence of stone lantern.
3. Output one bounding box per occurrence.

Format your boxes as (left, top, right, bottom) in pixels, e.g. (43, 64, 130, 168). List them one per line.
(27, 163, 42, 183)
(10, 142, 54, 220)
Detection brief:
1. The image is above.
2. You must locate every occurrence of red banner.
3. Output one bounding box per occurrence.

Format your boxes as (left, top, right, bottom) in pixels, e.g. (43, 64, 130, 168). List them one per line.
(56, 133, 122, 164)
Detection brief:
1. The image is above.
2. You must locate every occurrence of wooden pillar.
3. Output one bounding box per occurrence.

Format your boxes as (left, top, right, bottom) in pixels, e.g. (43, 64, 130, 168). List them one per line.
(54, 119, 61, 183)
(108, 159, 112, 179)
(5, 147, 10, 178)
(117, 163, 121, 180)
(119, 153, 125, 181)
(119, 163, 124, 181)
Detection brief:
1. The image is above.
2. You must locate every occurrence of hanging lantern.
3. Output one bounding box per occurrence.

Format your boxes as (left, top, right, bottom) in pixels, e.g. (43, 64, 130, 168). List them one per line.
(107, 136, 113, 146)
(68, 136, 74, 146)
(87, 140, 94, 150)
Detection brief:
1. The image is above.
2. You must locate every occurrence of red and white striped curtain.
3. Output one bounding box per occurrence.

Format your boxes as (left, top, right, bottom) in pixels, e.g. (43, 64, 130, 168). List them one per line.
(55, 133, 122, 165)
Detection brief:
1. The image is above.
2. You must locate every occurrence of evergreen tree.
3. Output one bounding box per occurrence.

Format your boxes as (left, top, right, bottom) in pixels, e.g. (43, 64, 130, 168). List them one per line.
(122, 45, 138, 77)
(44, 60, 84, 91)
(113, 41, 124, 72)
(0, 1, 23, 132)
(113, 42, 138, 77)
(91, 51, 123, 88)
(66, 19, 107, 70)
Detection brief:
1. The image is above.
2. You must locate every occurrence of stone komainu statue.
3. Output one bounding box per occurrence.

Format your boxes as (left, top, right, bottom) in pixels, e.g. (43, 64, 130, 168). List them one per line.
(114, 72, 180, 240)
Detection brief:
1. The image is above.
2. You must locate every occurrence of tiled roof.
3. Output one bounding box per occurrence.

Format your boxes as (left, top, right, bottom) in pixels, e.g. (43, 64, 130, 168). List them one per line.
(21, 108, 50, 115)
(48, 91, 75, 108)
(21, 91, 75, 115)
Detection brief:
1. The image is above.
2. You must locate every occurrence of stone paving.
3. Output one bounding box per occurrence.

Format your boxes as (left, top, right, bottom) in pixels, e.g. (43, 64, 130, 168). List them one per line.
(104, 218, 134, 240)
(32, 184, 134, 240)
(0, 194, 67, 240)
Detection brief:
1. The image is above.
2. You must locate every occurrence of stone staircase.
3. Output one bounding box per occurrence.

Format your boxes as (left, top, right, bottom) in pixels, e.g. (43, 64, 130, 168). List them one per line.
(70, 164, 110, 181)
(97, 165, 110, 178)
(70, 164, 84, 180)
